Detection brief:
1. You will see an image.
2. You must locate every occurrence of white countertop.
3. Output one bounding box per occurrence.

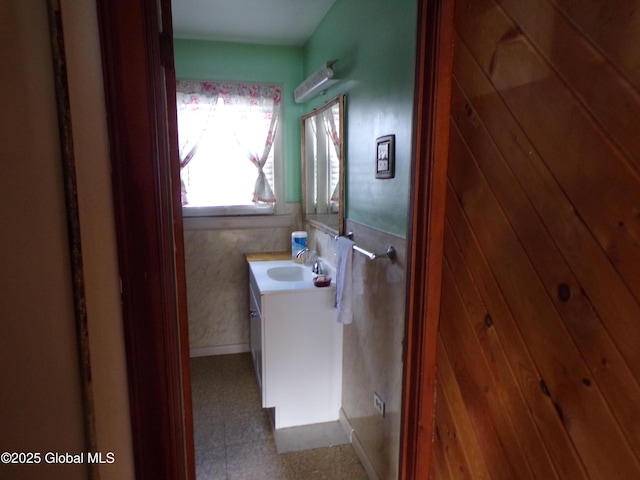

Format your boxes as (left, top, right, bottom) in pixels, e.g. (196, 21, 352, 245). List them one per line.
(249, 259, 335, 294)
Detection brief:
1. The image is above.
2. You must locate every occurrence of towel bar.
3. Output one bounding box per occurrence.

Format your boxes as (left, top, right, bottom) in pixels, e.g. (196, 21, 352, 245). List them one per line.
(352, 244, 397, 262)
(334, 233, 396, 263)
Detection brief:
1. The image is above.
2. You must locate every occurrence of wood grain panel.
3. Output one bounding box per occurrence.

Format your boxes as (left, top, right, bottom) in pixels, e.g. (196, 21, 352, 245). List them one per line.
(435, 334, 492, 480)
(444, 184, 589, 480)
(435, 0, 640, 478)
(496, 0, 640, 169)
(439, 261, 533, 480)
(452, 36, 640, 385)
(433, 378, 474, 480)
(442, 223, 559, 479)
(549, 0, 640, 85)
(449, 77, 640, 453)
(431, 425, 453, 480)
(447, 121, 640, 478)
(455, 0, 640, 303)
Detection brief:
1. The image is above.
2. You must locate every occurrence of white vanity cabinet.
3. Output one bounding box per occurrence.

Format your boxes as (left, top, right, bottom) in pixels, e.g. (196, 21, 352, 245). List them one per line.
(248, 260, 343, 429)
(248, 284, 264, 390)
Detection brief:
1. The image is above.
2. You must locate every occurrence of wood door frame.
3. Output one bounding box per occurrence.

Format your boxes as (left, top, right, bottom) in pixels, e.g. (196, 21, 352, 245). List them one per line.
(401, 0, 455, 478)
(96, 0, 194, 478)
(95, 0, 454, 478)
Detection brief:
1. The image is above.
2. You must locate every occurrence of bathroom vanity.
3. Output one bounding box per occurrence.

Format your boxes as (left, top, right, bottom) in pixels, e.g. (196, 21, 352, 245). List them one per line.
(248, 259, 342, 429)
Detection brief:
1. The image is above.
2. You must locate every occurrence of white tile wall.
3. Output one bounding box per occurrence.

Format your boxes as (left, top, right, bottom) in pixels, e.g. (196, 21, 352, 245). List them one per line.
(185, 216, 406, 480)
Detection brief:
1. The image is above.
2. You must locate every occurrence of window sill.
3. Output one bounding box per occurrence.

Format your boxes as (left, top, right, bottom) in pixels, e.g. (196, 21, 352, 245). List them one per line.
(182, 213, 296, 231)
(183, 204, 275, 217)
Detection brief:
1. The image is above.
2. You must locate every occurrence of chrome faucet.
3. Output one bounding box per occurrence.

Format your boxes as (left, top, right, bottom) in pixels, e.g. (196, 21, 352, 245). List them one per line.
(312, 259, 324, 275)
(295, 248, 309, 260)
(295, 249, 324, 275)
(296, 248, 318, 266)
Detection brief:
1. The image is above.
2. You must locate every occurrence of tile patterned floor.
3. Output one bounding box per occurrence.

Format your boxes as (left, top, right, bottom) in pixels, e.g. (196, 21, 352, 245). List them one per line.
(191, 353, 369, 480)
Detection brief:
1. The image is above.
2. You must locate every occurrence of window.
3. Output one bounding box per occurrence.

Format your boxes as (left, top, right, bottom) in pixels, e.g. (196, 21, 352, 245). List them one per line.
(176, 80, 282, 216)
(305, 106, 340, 214)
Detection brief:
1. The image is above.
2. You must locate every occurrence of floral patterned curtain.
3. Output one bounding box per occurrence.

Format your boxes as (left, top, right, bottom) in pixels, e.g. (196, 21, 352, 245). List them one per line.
(175, 80, 282, 206)
(176, 80, 219, 205)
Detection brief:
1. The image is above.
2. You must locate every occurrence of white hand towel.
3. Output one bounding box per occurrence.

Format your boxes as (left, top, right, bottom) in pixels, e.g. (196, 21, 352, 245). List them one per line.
(336, 236, 356, 324)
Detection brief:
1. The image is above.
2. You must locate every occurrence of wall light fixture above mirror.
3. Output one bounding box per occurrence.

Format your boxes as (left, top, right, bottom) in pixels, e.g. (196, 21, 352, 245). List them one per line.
(295, 62, 339, 103)
(301, 95, 345, 235)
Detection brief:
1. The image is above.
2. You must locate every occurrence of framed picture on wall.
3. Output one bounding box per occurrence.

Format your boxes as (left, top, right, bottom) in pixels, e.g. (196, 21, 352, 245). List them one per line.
(375, 134, 395, 179)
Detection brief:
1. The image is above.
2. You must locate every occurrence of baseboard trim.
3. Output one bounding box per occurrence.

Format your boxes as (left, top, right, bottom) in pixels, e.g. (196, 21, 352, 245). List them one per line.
(338, 408, 380, 480)
(338, 408, 354, 441)
(189, 344, 250, 358)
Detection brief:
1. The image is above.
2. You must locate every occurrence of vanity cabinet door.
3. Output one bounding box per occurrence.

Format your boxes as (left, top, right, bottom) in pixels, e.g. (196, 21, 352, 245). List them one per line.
(261, 289, 342, 429)
(247, 261, 342, 428)
(249, 284, 263, 393)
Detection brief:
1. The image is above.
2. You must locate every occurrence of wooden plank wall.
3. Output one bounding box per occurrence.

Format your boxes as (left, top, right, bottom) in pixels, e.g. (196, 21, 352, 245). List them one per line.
(432, 0, 640, 478)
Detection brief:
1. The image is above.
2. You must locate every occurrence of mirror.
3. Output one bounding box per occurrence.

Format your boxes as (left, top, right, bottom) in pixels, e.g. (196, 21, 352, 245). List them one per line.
(301, 95, 345, 235)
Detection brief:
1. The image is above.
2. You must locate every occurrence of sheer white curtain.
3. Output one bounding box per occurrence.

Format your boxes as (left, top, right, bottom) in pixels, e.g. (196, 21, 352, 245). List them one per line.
(175, 80, 282, 207)
(176, 80, 219, 205)
(223, 83, 282, 204)
(322, 107, 341, 204)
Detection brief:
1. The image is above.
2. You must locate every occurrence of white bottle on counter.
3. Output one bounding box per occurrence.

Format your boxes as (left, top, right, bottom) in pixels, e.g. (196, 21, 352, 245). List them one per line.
(291, 231, 308, 262)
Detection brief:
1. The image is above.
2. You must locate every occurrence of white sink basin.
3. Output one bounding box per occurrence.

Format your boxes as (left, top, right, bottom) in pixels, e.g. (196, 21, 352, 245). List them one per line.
(267, 265, 315, 282)
(249, 259, 333, 294)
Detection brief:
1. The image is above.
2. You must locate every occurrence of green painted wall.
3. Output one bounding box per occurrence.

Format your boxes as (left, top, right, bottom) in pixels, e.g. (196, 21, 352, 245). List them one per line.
(173, 39, 305, 203)
(303, 0, 418, 236)
(174, 0, 418, 235)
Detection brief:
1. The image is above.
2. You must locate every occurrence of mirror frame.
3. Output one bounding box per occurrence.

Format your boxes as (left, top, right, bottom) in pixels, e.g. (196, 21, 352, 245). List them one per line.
(300, 94, 345, 235)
